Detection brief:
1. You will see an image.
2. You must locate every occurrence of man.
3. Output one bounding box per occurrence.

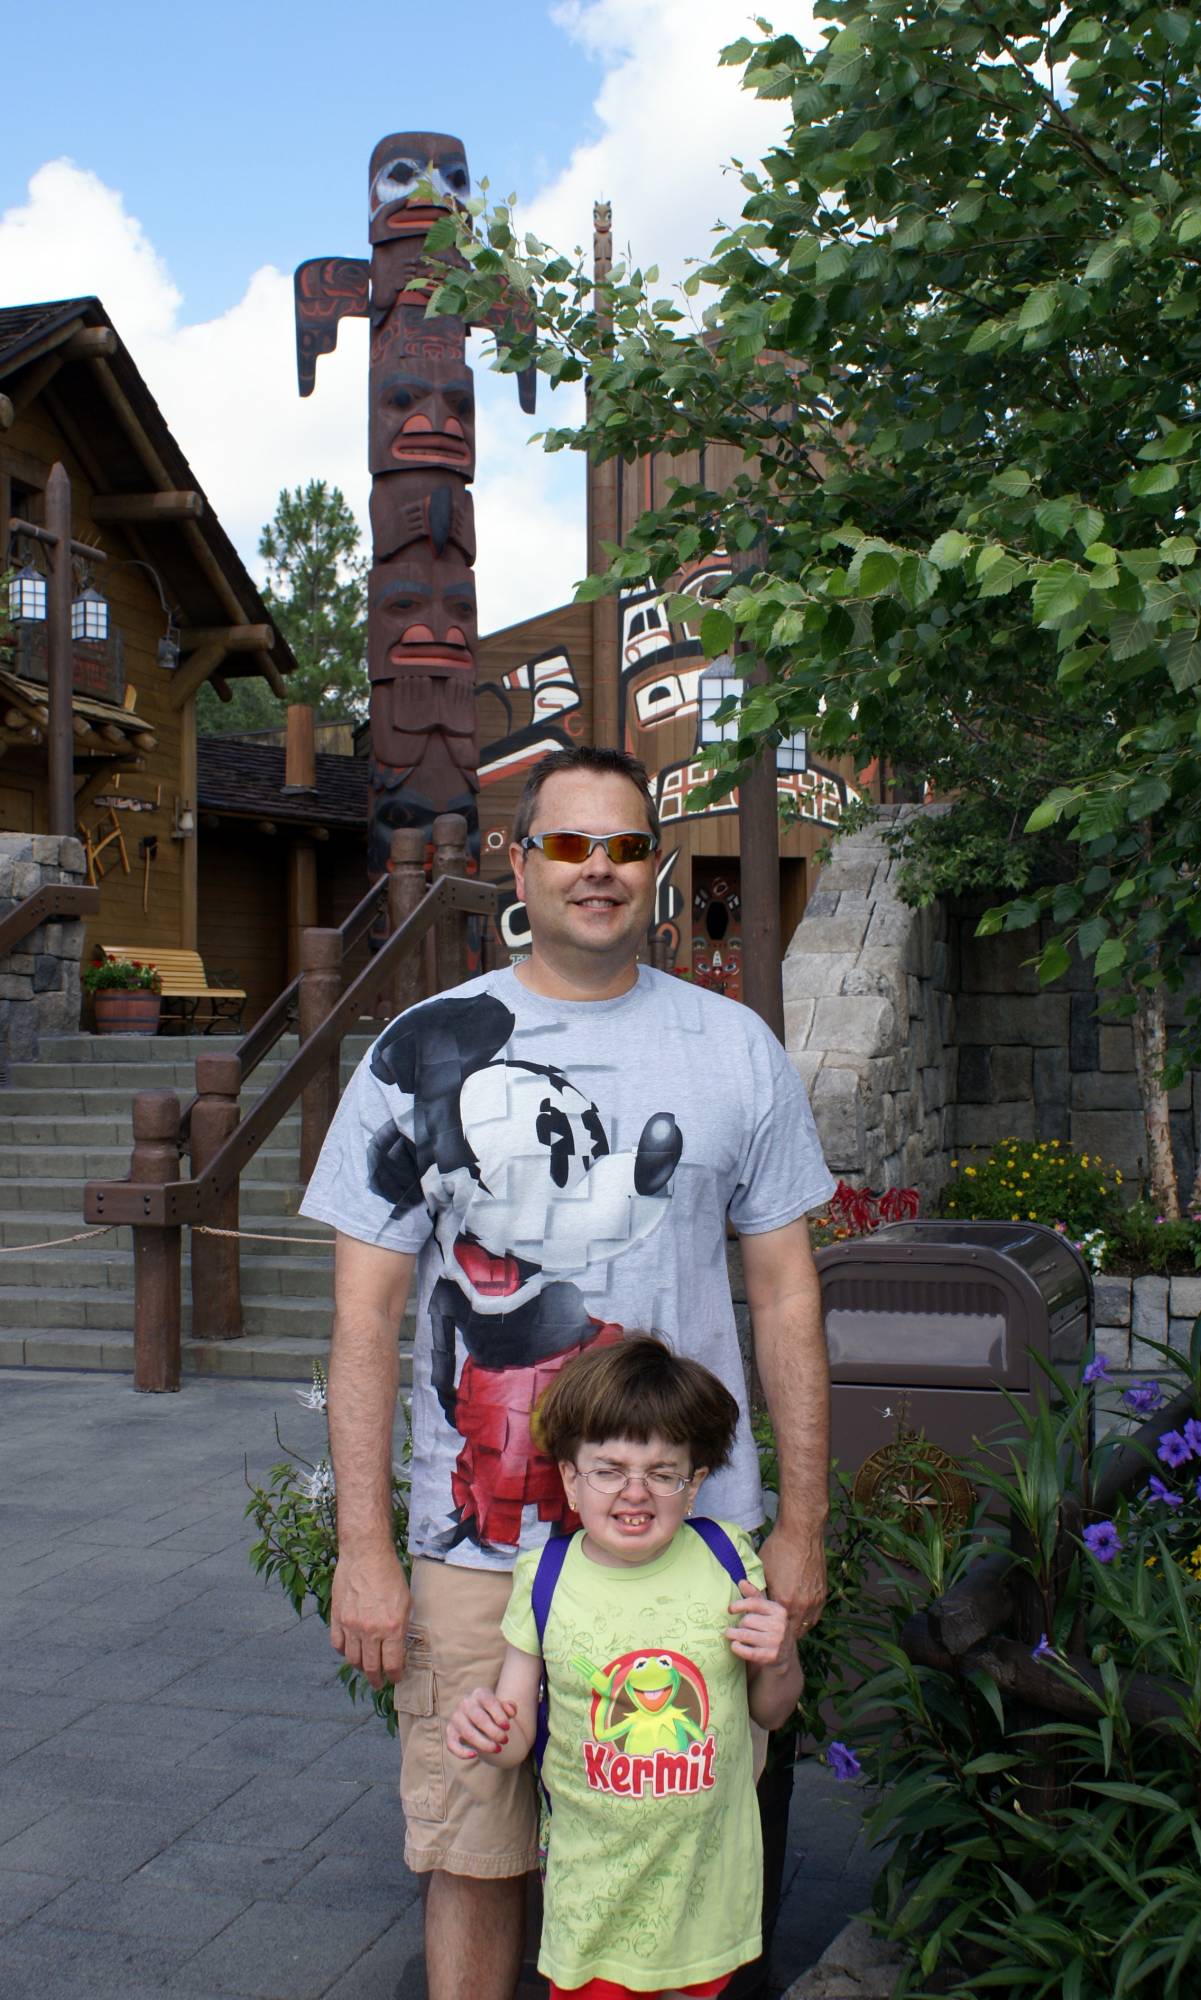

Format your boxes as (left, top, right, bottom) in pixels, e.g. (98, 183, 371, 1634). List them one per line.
(301, 746, 834, 2000)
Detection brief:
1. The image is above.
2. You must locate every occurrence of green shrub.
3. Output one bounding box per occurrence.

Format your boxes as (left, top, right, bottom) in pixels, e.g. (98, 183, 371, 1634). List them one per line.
(82, 956, 161, 994)
(1100, 1201, 1201, 1276)
(939, 1137, 1120, 1237)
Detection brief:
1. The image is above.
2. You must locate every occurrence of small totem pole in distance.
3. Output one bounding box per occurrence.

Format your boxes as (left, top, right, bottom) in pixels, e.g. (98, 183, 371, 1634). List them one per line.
(294, 133, 534, 876)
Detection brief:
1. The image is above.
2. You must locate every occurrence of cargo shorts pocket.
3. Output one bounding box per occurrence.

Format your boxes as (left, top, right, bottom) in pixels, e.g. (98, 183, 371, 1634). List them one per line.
(395, 1649, 446, 1825)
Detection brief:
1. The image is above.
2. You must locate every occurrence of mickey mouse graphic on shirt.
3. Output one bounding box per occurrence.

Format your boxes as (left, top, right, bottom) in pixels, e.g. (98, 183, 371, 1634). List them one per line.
(366, 991, 683, 1551)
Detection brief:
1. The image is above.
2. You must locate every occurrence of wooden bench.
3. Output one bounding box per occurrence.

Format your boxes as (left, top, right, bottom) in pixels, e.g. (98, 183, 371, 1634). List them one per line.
(100, 945, 247, 1035)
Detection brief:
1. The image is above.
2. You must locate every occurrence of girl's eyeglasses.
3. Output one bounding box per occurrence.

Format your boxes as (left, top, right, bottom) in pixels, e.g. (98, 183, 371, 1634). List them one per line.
(520, 830, 656, 865)
(579, 1467, 691, 1496)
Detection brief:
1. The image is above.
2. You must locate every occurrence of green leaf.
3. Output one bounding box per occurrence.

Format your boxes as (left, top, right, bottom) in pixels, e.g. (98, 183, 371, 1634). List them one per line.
(1165, 632, 1201, 692)
(700, 608, 735, 658)
(1066, 16, 1104, 45)
(1074, 508, 1106, 548)
(976, 554, 1027, 597)
(1039, 938, 1071, 984)
(1109, 612, 1157, 660)
(1084, 236, 1129, 281)
(928, 530, 970, 570)
(1025, 791, 1071, 832)
(1159, 535, 1197, 566)
(991, 466, 1032, 498)
(857, 550, 899, 594)
(1128, 776, 1170, 817)
(1031, 563, 1089, 627)
(1094, 936, 1127, 976)
(1137, 427, 1194, 461)
(1174, 204, 1201, 245)
(1077, 916, 1108, 955)
(1130, 465, 1179, 497)
(965, 318, 1004, 354)
(1017, 286, 1057, 330)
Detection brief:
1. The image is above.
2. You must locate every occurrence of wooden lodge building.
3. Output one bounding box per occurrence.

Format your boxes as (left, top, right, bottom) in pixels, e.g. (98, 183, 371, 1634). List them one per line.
(2, 289, 860, 1032)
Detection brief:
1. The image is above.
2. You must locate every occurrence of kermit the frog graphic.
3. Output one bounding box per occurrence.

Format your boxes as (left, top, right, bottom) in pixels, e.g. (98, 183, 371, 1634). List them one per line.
(573, 1651, 706, 1754)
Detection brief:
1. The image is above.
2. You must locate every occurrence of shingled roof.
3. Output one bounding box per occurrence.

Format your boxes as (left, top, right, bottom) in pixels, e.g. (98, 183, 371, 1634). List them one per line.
(197, 737, 368, 829)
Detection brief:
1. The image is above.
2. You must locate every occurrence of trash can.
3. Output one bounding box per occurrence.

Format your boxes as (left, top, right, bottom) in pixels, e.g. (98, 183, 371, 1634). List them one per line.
(815, 1221, 1093, 1525)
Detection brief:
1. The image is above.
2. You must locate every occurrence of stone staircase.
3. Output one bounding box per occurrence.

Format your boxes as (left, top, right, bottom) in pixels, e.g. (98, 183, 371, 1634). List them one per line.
(0, 1030, 416, 1381)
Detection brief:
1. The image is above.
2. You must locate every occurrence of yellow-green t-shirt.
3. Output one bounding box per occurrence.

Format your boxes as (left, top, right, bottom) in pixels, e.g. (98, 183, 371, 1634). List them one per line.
(502, 1522, 765, 1992)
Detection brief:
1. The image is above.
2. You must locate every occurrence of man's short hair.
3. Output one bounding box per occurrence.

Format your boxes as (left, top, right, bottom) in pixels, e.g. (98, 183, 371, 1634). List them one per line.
(535, 1334, 738, 1473)
(511, 746, 661, 845)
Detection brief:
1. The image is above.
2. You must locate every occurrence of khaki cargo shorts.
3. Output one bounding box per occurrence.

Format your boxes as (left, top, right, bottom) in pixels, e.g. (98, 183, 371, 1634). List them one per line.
(395, 1556, 539, 1878)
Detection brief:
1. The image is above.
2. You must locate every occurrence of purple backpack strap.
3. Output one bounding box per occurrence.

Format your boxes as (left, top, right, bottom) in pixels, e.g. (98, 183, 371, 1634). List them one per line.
(685, 1515, 748, 1587)
(531, 1532, 573, 1811)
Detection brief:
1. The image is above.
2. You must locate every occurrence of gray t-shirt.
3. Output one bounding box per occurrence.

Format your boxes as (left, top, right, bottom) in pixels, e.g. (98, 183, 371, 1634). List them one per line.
(301, 965, 834, 1569)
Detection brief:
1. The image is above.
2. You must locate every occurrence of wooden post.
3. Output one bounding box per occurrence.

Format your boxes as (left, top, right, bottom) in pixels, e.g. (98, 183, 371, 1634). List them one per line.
(386, 827, 427, 1018)
(189, 1053, 243, 1340)
(287, 840, 319, 978)
(299, 927, 342, 1181)
(737, 542, 785, 1042)
(432, 813, 469, 993)
(45, 463, 75, 837)
(284, 703, 317, 791)
(130, 1090, 182, 1393)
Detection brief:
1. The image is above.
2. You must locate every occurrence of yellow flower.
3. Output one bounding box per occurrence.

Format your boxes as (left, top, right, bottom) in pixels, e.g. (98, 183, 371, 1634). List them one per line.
(965, 1167, 976, 1177)
(1028, 1212, 1036, 1220)
(1022, 1172, 1030, 1180)
(1145, 1555, 1158, 1570)
(951, 1158, 959, 1169)
(1012, 1213, 1020, 1221)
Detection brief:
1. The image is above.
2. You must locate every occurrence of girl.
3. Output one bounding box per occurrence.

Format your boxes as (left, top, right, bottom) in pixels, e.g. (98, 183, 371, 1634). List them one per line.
(446, 1335, 802, 2000)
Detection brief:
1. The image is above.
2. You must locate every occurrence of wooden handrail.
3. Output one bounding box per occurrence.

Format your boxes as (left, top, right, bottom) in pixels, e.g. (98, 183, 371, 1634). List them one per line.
(84, 872, 496, 1228)
(177, 871, 390, 1140)
(0, 881, 99, 959)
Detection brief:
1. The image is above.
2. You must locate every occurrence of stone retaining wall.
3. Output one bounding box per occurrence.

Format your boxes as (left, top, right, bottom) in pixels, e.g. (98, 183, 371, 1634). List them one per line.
(0, 833, 87, 1071)
(783, 807, 955, 1208)
(1093, 1272, 1201, 1373)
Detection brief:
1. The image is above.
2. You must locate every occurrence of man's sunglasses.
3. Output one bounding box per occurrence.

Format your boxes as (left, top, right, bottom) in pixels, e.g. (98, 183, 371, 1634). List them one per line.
(519, 830, 657, 865)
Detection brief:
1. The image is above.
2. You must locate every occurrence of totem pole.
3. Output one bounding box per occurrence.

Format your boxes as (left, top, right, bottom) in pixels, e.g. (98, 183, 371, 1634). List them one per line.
(294, 132, 534, 874)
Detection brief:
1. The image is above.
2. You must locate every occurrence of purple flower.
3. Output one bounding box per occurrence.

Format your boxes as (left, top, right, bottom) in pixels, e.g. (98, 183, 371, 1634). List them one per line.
(1183, 1418, 1201, 1457)
(1083, 1355, 1111, 1385)
(1196, 1474, 1201, 1504)
(1083, 1521, 1123, 1562)
(827, 1741, 862, 1782)
(1032, 1633, 1056, 1662)
(1147, 1475, 1183, 1510)
(1124, 1380, 1165, 1416)
(1157, 1431, 1193, 1469)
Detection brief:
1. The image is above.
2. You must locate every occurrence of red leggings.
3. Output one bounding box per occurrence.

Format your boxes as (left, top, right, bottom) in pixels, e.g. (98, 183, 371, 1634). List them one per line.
(549, 1977, 731, 2000)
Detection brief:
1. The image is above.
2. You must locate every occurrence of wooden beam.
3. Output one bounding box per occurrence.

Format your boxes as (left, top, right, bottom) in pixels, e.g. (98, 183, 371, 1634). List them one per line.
(257, 820, 278, 836)
(168, 638, 227, 712)
(64, 327, 118, 360)
(253, 650, 288, 699)
(74, 758, 144, 816)
(88, 359, 252, 629)
(41, 384, 108, 495)
(0, 442, 51, 488)
(210, 674, 233, 703)
(92, 491, 205, 523)
(180, 624, 273, 652)
(9, 353, 65, 420)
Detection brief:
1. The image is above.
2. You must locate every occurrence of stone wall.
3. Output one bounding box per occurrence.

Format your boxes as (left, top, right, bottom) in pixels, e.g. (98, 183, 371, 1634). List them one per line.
(783, 808, 956, 1206)
(0, 834, 87, 1072)
(950, 903, 1199, 1198)
(786, 807, 1199, 1210)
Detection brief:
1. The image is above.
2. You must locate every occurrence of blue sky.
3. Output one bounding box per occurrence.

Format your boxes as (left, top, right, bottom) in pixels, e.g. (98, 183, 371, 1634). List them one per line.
(0, 0, 603, 323)
(0, 0, 803, 628)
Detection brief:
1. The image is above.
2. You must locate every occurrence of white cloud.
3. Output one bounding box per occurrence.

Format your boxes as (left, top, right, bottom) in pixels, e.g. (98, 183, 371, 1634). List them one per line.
(0, 3, 811, 632)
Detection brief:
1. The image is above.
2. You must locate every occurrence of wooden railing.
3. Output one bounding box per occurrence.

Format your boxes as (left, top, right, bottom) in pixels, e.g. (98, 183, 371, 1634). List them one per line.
(0, 880, 99, 959)
(82, 815, 497, 1391)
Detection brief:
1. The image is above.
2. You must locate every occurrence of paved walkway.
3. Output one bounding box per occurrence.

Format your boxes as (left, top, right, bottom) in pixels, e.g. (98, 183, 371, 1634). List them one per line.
(0, 1371, 878, 2000)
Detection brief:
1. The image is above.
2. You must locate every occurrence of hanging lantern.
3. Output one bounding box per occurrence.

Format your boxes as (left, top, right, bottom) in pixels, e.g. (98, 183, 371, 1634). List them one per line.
(71, 582, 110, 643)
(8, 560, 47, 625)
(775, 728, 808, 774)
(697, 656, 744, 746)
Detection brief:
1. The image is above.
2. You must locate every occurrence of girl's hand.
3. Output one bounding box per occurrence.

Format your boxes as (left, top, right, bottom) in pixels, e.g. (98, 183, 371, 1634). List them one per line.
(725, 1580, 794, 1667)
(446, 1688, 518, 1760)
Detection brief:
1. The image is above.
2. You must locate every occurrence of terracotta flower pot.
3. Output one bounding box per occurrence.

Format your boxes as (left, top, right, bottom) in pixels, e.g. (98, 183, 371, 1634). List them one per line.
(93, 990, 162, 1036)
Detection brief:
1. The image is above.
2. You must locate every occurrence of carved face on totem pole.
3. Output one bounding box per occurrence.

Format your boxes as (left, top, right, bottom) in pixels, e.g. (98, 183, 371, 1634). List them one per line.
(369, 336, 475, 478)
(369, 549, 478, 683)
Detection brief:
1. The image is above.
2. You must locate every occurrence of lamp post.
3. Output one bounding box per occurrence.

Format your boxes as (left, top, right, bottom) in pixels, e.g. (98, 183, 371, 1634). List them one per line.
(7, 462, 108, 836)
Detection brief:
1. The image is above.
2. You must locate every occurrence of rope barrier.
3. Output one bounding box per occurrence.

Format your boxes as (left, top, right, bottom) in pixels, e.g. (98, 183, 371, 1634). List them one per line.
(0, 1224, 117, 1254)
(0, 1222, 333, 1253)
